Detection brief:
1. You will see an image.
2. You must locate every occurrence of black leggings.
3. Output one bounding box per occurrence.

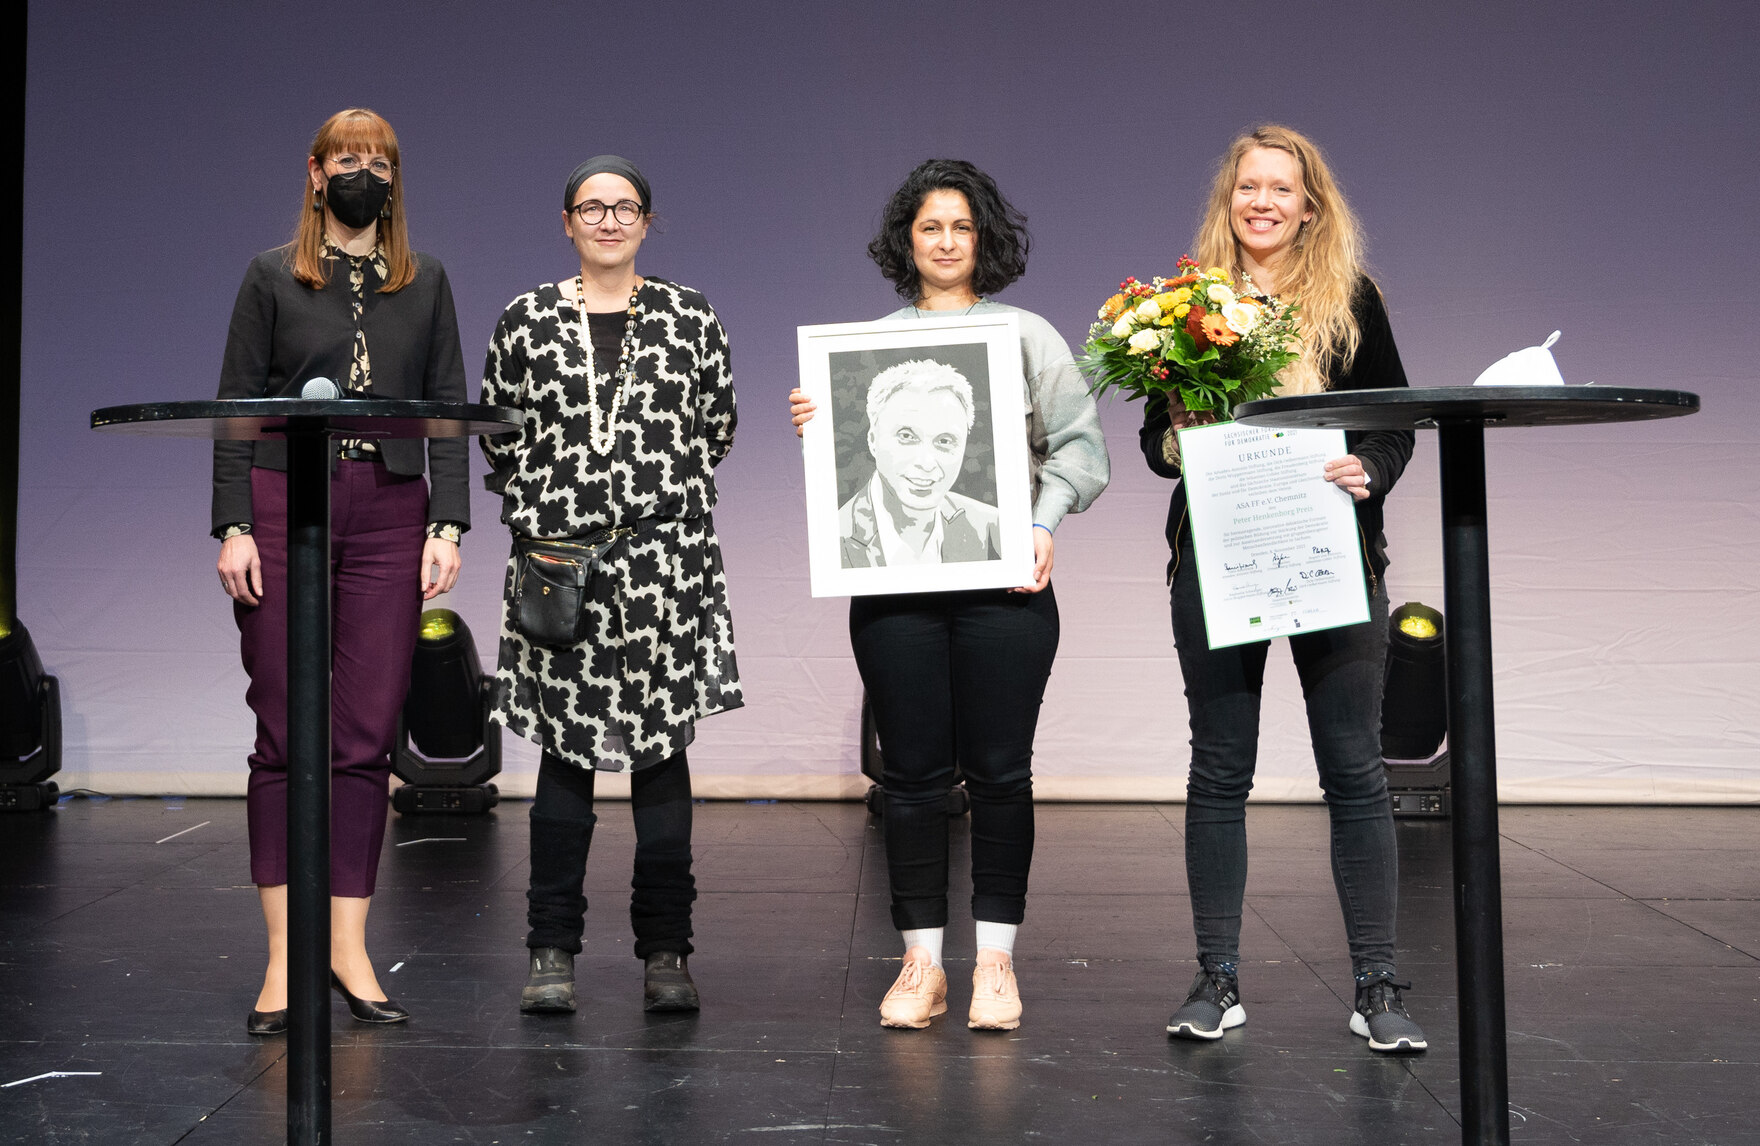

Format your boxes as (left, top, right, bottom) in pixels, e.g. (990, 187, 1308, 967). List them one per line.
(850, 586, 1060, 930)
(526, 749, 696, 958)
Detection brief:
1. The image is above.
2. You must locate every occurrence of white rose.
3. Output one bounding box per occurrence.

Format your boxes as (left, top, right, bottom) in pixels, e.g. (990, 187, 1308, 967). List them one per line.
(1206, 284, 1236, 308)
(1127, 328, 1161, 354)
(1135, 298, 1162, 320)
(1112, 316, 1135, 339)
(1222, 300, 1260, 336)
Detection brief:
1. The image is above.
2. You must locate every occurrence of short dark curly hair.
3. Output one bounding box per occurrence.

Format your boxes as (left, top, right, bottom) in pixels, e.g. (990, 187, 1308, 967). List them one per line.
(867, 159, 1030, 301)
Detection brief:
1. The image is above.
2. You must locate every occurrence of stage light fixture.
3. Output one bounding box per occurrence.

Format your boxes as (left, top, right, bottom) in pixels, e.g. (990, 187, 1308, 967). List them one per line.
(1382, 602, 1450, 818)
(0, 620, 61, 811)
(391, 609, 501, 815)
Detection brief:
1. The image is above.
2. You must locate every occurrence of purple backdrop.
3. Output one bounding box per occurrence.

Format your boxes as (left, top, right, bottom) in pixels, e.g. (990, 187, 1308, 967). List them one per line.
(20, 1, 1758, 799)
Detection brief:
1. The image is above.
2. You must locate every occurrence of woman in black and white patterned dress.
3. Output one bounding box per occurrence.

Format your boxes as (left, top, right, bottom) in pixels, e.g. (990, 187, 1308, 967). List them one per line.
(480, 155, 740, 1015)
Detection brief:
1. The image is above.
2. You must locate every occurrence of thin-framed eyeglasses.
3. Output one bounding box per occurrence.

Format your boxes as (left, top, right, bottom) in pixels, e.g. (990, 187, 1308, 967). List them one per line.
(329, 154, 396, 180)
(570, 199, 644, 226)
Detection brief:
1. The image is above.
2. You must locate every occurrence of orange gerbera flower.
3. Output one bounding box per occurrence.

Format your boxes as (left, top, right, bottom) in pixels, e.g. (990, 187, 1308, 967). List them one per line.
(1168, 273, 1200, 287)
(1182, 302, 1210, 343)
(1202, 314, 1239, 347)
(1099, 293, 1129, 321)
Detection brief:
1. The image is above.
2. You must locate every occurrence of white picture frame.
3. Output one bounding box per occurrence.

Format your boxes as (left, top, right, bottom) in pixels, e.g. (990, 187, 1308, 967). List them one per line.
(796, 313, 1035, 597)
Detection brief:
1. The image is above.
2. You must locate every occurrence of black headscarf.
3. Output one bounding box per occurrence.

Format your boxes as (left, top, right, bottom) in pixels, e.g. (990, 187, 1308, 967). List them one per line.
(564, 155, 652, 214)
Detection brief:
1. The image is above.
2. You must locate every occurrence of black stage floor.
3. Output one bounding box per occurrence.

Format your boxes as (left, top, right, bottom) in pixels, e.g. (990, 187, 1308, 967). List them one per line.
(1, 797, 1756, 1145)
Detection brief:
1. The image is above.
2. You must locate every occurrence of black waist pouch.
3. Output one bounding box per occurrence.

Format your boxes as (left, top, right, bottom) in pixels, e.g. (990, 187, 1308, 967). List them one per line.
(511, 528, 632, 648)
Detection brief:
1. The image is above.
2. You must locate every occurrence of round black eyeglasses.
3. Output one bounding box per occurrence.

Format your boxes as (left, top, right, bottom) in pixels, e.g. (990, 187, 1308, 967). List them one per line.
(570, 199, 643, 226)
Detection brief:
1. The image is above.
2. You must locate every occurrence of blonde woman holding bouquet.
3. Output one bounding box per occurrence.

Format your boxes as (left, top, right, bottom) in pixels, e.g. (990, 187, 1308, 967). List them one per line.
(790, 159, 1109, 1031)
(1141, 125, 1425, 1052)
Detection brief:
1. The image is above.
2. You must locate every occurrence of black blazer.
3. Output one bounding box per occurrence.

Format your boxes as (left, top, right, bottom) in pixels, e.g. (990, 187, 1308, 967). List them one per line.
(210, 246, 471, 533)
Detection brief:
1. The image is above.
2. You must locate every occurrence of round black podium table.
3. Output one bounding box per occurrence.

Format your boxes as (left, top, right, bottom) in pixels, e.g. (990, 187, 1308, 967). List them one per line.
(1235, 385, 1699, 1146)
(92, 399, 519, 1146)
(90, 396, 518, 440)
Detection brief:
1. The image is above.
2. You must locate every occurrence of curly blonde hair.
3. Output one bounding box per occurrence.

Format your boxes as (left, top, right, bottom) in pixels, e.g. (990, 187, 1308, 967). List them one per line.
(1195, 125, 1365, 395)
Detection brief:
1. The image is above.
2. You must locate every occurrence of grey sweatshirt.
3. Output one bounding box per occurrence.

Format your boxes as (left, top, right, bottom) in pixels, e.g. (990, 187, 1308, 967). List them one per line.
(886, 301, 1110, 533)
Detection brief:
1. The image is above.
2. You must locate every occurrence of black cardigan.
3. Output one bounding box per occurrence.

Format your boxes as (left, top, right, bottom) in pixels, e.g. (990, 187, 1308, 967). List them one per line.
(210, 246, 471, 533)
(1138, 275, 1414, 581)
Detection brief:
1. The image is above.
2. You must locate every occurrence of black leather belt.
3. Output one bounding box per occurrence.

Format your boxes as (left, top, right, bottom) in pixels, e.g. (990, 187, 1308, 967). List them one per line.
(337, 446, 383, 463)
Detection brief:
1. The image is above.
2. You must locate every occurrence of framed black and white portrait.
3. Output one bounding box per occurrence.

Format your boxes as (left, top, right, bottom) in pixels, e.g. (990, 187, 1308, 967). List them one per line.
(796, 313, 1033, 597)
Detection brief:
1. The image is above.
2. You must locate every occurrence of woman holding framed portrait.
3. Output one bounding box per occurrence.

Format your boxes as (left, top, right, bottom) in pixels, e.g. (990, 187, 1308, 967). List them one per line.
(481, 155, 741, 1016)
(1139, 125, 1424, 1052)
(790, 159, 1109, 1030)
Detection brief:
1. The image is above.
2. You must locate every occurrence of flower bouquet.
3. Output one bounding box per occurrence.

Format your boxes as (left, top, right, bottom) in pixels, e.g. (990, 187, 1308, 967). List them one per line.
(1080, 257, 1300, 418)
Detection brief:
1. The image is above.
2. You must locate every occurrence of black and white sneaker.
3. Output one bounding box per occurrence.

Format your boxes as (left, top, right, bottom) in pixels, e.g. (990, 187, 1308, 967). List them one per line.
(1350, 972, 1427, 1053)
(1166, 962, 1245, 1040)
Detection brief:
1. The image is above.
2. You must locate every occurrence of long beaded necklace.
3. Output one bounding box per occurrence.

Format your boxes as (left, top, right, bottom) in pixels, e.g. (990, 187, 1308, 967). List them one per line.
(576, 275, 642, 456)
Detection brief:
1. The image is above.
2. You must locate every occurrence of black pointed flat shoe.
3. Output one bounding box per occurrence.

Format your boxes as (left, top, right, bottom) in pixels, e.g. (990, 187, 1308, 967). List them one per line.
(246, 1008, 288, 1036)
(330, 971, 410, 1024)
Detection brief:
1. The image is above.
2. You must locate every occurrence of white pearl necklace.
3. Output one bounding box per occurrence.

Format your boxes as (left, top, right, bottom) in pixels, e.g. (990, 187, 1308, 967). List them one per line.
(576, 275, 640, 456)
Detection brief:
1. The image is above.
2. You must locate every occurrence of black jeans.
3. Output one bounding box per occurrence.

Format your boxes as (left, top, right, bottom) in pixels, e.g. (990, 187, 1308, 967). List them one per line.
(526, 749, 696, 958)
(1172, 540, 1398, 976)
(850, 586, 1060, 931)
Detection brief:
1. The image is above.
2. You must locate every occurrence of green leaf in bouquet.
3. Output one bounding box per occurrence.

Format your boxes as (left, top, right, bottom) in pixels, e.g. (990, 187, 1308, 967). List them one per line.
(1079, 344, 1159, 403)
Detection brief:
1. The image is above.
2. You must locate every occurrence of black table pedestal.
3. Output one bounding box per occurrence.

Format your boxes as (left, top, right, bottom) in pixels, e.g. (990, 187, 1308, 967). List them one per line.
(1438, 425, 1509, 1143)
(286, 429, 332, 1144)
(91, 398, 519, 1146)
(1234, 385, 1699, 1146)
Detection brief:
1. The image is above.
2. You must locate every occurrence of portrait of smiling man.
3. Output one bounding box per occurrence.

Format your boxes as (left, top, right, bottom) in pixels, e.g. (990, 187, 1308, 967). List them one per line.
(838, 358, 1002, 567)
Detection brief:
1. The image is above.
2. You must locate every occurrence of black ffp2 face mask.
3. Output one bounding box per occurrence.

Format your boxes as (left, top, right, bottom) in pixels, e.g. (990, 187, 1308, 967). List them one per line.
(324, 169, 392, 229)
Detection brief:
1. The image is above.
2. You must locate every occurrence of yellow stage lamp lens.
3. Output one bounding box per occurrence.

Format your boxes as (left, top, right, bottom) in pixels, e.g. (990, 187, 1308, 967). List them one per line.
(1398, 615, 1438, 640)
(418, 609, 460, 643)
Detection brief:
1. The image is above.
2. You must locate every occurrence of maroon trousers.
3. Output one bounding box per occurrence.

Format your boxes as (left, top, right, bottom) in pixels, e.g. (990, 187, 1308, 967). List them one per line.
(237, 461, 428, 897)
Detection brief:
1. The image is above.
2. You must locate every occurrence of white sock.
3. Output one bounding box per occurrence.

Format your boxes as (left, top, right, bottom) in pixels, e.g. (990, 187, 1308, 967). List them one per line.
(974, 921, 1017, 961)
(901, 928, 944, 969)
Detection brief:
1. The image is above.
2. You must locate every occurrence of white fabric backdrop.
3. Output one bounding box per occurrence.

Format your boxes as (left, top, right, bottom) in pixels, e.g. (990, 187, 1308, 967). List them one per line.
(16, 1, 1758, 802)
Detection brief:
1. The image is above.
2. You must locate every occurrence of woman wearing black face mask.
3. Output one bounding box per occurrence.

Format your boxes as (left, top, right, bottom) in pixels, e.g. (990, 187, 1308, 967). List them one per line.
(212, 107, 471, 1035)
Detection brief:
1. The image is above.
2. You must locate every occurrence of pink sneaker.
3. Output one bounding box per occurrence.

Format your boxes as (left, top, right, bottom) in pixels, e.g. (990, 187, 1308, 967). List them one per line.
(879, 958, 948, 1029)
(968, 960, 1022, 1030)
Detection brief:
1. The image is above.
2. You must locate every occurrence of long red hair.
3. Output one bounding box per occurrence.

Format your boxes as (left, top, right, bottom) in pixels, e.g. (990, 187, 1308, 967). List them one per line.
(291, 108, 416, 293)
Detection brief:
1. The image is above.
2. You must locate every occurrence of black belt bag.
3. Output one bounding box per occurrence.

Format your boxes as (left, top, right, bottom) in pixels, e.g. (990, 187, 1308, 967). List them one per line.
(511, 527, 636, 648)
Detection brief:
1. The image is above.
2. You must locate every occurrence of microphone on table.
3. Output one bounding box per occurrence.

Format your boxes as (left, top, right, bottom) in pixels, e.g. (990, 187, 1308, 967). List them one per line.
(299, 377, 341, 399)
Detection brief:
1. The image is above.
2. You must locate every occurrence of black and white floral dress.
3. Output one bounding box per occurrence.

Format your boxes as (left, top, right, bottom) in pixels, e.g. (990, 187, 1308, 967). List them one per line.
(480, 278, 742, 772)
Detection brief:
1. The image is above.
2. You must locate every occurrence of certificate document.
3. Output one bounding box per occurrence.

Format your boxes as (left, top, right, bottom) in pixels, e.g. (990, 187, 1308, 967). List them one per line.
(1178, 422, 1369, 649)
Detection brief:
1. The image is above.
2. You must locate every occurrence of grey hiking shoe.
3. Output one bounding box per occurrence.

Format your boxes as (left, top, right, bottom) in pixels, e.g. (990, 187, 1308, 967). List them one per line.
(1167, 961, 1245, 1040)
(643, 952, 701, 1012)
(520, 946, 576, 1013)
(1350, 971, 1427, 1052)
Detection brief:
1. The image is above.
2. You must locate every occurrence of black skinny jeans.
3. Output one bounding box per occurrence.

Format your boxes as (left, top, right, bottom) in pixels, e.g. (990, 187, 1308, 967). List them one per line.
(1171, 536, 1399, 976)
(526, 749, 696, 958)
(850, 586, 1060, 931)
